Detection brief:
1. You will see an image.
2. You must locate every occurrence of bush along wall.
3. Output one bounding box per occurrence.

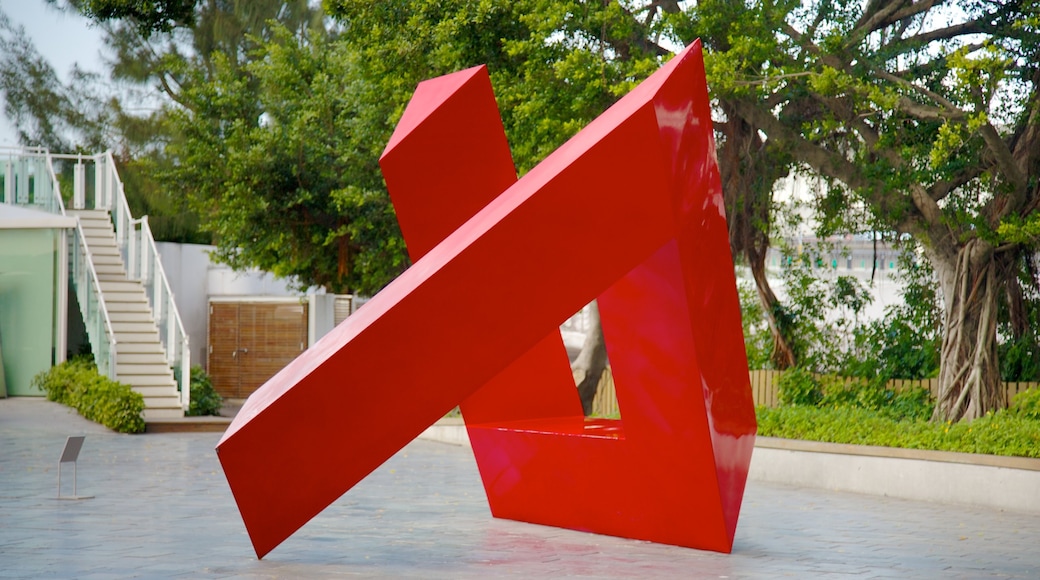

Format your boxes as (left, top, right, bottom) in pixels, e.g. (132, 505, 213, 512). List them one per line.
(32, 359, 146, 434)
(186, 365, 222, 417)
(757, 367, 1040, 458)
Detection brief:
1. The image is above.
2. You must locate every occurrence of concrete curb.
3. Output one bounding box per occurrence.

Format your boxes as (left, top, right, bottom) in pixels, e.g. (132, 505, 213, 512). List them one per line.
(417, 423, 1040, 514)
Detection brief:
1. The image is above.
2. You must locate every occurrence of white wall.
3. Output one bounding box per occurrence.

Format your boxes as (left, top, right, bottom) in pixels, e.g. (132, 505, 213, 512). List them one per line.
(156, 242, 319, 371)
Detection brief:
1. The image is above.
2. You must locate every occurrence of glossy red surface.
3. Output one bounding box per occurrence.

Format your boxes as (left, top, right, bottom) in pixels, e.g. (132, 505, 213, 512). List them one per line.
(215, 40, 755, 559)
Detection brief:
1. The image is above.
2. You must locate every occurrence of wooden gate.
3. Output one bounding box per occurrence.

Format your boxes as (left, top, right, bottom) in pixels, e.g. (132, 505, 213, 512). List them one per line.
(208, 300, 308, 399)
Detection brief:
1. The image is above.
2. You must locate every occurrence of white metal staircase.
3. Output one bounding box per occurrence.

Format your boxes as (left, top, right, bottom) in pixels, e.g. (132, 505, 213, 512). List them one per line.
(2, 148, 190, 420)
(70, 209, 183, 419)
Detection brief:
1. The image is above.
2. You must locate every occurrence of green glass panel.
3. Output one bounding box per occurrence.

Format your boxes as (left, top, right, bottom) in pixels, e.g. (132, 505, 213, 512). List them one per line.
(0, 228, 59, 395)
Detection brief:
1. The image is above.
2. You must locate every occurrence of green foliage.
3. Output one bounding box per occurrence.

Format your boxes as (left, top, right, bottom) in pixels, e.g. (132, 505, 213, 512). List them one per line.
(737, 280, 772, 369)
(847, 248, 942, 380)
(777, 367, 933, 421)
(996, 255, 1040, 382)
(777, 367, 822, 406)
(770, 238, 874, 374)
(186, 365, 222, 417)
(164, 26, 408, 294)
(756, 405, 1040, 458)
(818, 375, 933, 422)
(1000, 333, 1040, 382)
(328, 0, 662, 174)
(1009, 388, 1040, 421)
(76, 0, 197, 35)
(31, 360, 146, 434)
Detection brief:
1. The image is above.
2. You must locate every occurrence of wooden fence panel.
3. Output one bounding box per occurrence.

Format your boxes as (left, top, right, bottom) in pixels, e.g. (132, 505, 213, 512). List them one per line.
(1005, 382, 1038, 406)
(586, 368, 1036, 416)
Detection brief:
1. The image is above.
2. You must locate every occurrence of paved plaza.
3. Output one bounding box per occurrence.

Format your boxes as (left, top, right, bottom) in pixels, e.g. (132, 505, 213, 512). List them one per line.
(1, 398, 1037, 579)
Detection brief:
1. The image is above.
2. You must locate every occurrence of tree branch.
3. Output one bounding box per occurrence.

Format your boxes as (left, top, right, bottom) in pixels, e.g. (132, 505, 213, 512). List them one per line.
(849, 0, 918, 48)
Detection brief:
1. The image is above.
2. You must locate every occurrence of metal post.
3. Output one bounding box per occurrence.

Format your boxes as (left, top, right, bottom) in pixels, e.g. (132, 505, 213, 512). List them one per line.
(74, 161, 86, 209)
(15, 158, 29, 203)
(57, 228, 69, 364)
(2, 159, 11, 203)
(167, 294, 176, 365)
(140, 217, 150, 284)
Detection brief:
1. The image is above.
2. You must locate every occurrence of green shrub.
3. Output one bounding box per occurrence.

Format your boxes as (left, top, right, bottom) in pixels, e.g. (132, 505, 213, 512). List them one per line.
(756, 405, 1040, 458)
(817, 375, 933, 421)
(777, 367, 822, 406)
(887, 386, 934, 421)
(1009, 387, 1040, 421)
(186, 365, 222, 417)
(32, 360, 145, 434)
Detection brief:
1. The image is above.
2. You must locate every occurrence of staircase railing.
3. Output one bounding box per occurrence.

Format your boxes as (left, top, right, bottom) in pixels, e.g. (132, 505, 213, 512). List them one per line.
(67, 151, 191, 410)
(0, 147, 119, 382)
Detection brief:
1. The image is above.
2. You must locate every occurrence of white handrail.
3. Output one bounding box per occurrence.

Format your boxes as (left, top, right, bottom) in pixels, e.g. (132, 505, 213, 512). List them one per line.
(70, 219, 120, 380)
(95, 151, 191, 411)
(140, 215, 191, 407)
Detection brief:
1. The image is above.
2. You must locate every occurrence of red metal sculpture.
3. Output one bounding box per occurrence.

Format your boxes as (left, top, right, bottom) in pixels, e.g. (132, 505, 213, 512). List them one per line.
(216, 40, 755, 559)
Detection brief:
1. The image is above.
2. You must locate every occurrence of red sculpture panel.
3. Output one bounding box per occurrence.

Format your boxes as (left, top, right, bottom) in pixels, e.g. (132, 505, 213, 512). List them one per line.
(216, 40, 756, 559)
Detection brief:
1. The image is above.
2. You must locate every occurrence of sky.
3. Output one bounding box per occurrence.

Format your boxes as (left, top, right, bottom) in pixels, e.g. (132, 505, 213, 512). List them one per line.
(0, 0, 107, 146)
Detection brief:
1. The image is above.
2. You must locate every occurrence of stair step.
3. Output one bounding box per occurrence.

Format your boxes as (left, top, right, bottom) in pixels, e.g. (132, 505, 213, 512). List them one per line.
(117, 363, 173, 376)
(84, 245, 119, 256)
(143, 407, 185, 420)
(114, 342, 165, 354)
(78, 214, 112, 222)
(120, 374, 176, 387)
(103, 291, 149, 305)
(73, 220, 111, 229)
(106, 305, 151, 318)
(133, 384, 179, 397)
(116, 352, 169, 364)
(85, 243, 120, 254)
(114, 332, 163, 344)
(82, 234, 115, 244)
(94, 263, 126, 273)
(100, 281, 144, 293)
(109, 311, 154, 323)
(82, 226, 115, 236)
(89, 254, 125, 266)
(112, 321, 160, 334)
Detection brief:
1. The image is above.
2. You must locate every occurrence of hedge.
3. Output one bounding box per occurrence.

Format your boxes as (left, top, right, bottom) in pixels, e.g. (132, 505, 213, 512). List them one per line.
(32, 359, 146, 434)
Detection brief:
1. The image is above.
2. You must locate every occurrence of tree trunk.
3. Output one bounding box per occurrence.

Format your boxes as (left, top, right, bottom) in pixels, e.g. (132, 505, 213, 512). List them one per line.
(572, 301, 609, 416)
(748, 243, 796, 369)
(718, 103, 796, 369)
(930, 239, 1006, 422)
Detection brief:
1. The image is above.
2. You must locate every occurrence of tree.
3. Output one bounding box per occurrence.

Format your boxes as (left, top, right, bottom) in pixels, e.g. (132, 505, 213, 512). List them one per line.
(679, 0, 1040, 421)
(326, 0, 800, 409)
(0, 9, 109, 151)
(161, 27, 407, 294)
(66, 0, 197, 35)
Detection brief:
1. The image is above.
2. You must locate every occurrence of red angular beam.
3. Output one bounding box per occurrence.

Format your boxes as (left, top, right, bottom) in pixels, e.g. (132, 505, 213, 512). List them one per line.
(380, 66, 581, 426)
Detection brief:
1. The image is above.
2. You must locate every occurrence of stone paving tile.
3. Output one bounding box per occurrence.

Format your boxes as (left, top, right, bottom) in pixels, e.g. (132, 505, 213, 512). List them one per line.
(1, 397, 1038, 578)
